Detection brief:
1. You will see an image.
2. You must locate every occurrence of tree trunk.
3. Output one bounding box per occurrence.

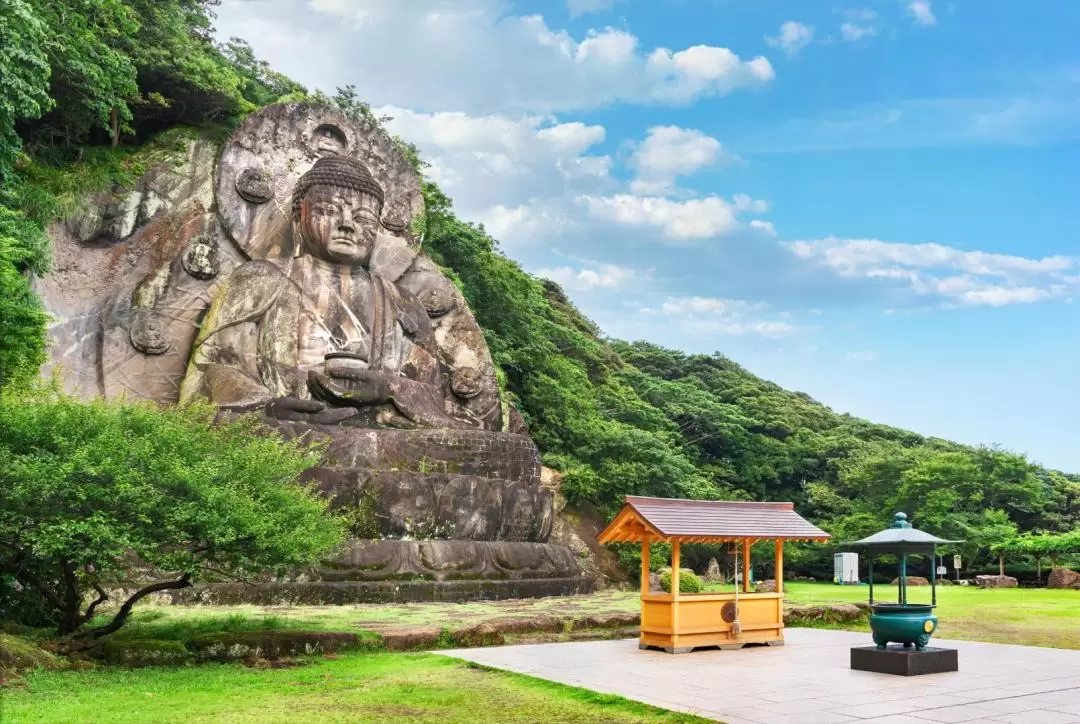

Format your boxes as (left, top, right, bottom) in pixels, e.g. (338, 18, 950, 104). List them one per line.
(76, 574, 192, 639)
(110, 107, 120, 148)
(1037, 555, 1042, 582)
(998, 553, 1005, 576)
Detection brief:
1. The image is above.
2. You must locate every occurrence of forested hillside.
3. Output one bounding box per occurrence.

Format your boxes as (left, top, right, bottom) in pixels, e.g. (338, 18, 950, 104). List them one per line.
(2, 0, 1077, 578)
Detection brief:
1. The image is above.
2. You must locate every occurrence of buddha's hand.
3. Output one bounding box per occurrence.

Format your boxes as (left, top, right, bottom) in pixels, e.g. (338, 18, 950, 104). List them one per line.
(308, 369, 393, 407)
(264, 396, 358, 424)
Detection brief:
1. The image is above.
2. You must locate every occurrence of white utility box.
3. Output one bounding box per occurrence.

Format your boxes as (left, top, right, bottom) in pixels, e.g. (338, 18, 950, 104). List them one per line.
(833, 552, 859, 584)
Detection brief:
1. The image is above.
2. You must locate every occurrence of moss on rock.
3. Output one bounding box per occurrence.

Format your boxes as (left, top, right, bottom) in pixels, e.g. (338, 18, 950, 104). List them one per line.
(0, 633, 70, 679)
(101, 639, 192, 668)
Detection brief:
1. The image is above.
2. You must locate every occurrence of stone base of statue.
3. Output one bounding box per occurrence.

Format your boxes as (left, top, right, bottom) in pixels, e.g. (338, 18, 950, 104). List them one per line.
(183, 419, 594, 603)
(176, 540, 590, 604)
(851, 645, 958, 676)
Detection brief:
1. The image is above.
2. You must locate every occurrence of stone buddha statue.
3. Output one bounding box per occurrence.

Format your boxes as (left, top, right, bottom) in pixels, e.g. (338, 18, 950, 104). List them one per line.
(179, 155, 470, 429)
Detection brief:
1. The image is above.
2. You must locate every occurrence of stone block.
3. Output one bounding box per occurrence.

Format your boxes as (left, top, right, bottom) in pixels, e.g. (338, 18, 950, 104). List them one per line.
(850, 645, 958, 676)
(975, 574, 1018, 589)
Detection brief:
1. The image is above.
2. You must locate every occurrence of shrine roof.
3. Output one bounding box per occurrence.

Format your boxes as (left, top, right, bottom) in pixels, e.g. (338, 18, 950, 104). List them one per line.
(596, 495, 831, 544)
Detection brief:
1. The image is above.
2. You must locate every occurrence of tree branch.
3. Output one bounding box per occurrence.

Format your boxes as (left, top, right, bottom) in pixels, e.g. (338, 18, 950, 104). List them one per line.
(76, 573, 192, 639)
(80, 583, 110, 625)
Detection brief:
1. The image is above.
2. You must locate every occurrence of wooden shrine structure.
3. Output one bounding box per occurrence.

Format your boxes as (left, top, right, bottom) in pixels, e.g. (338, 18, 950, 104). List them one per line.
(598, 496, 830, 654)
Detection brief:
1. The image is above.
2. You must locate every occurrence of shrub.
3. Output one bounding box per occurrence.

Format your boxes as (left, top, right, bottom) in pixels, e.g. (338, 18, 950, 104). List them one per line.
(659, 568, 704, 594)
(0, 387, 346, 637)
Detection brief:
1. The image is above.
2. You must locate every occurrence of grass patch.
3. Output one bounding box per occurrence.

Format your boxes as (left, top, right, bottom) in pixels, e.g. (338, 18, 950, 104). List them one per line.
(782, 581, 1080, 649)
(3, 650, 706, 723)
(98, 589, 641, 638)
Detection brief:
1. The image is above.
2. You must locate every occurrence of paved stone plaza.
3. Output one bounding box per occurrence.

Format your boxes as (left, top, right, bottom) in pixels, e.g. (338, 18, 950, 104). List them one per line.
(441, 628, 1080, 723)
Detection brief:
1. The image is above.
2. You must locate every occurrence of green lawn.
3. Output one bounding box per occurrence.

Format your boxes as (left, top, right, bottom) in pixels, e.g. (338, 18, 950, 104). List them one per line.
(781, 581, 1080, 649)
(1, 651, 704, 723)
(90, 589, 641, 642)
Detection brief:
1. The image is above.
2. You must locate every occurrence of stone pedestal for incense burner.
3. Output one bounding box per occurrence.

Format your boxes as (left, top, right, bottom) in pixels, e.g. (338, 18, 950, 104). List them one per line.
(36, 103, 590, 603)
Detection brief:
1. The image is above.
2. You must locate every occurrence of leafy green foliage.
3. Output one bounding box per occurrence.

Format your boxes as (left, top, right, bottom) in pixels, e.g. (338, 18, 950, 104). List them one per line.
(30, 0, 140, 146)
(0, 386, 345, 635)
(0, 0, 52, 181)
(0, 206, 50, 388)
(659, 568, 704, 594)
(994, 530, 1080, 557)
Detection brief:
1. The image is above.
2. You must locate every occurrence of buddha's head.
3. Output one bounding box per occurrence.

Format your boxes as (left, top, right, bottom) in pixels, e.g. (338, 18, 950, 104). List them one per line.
(292, 156, 384, 266)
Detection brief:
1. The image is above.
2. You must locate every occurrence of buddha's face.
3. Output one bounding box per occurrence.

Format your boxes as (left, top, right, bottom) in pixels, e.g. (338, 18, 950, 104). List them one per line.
(297, 185, 380, 266)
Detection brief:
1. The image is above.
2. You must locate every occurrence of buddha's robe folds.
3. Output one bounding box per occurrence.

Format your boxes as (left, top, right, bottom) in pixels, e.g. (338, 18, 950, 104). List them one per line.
(179, 256, 462, 428)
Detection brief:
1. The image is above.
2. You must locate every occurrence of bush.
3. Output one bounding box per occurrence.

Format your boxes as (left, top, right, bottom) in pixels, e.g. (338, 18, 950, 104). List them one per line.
(659, 568, 704, 593)
(0, 388, 346, 637)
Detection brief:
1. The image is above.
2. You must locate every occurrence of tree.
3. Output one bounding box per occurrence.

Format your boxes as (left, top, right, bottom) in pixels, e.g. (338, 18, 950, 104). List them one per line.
(0, 206, 50, 388)
(0, 0, 52, 180)
(0, 388, 345, 637)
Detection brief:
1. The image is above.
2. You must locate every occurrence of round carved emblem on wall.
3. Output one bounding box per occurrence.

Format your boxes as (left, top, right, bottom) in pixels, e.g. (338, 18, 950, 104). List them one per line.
(181, 235, 219, 280)
(720, 601, 737, 623)
(451, 367, 484, 399)
(130, 313, 170, 355)
(235, 168, 273, 204)
(418, 287, 456, 317)
(381, 199, 411, 234)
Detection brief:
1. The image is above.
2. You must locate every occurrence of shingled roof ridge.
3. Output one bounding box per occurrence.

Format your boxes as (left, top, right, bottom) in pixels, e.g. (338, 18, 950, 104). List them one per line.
(625, 495, 794, 509)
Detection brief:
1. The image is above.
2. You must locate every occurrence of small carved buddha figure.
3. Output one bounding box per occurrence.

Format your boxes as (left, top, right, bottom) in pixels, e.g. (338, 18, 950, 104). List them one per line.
(180, 155, 466, 429)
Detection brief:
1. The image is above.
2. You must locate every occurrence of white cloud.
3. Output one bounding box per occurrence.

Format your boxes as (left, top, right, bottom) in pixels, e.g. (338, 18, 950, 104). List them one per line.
(787, 236, 1077, 307)
(479, 204, 575, 246)
(749, 219, 777, 235)
(846, 350, 878, 362)
(213, 0, 774, 114)
(765, 21, 815, 58)
(907, 1, 937, 26)
(578, 194, 740, 240)
(628, 126, 734, 194)
(841, 22, 877, 41)
(840, 8, 879, 41)
(535, 262, 636, 292)
(733, 193, 769, 213)
(379, 106, 611, 226)
(567, 0, 621, 17)
(646, 296, 798, 337)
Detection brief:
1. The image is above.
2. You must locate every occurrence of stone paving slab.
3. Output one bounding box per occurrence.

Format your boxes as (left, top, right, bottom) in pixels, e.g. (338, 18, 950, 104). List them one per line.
(439, 628, 1080, 723)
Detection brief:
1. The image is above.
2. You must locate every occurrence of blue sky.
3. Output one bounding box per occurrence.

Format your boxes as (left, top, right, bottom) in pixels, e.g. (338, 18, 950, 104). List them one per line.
(214, 0, 1080, 471)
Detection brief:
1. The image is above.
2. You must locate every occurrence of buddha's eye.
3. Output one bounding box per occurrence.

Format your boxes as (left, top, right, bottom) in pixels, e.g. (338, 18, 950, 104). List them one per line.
(313, 202, 337, 216)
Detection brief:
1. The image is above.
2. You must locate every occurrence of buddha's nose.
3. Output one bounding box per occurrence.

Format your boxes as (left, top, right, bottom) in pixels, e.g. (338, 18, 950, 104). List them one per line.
(337, 215, 356, 237)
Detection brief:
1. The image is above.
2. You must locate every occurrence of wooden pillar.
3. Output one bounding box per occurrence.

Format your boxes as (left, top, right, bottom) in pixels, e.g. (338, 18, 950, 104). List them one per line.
(640, 541, 651, 596)
(774, 539, 784, 594)
(671, 541, 681, 644)
(671, 541, 681, 597)
(742, 539, 752, 593)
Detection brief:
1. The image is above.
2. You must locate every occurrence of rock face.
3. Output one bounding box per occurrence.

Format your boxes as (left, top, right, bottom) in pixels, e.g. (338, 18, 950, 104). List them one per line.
(1047, 568, 1080, 590)
(37, 103, 589, 602)
(975, 575, 1018, 589)
(891, 576, 931, 586)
